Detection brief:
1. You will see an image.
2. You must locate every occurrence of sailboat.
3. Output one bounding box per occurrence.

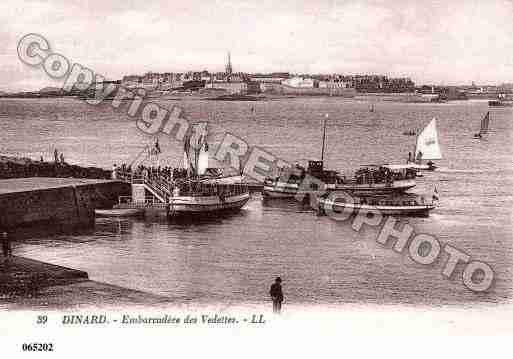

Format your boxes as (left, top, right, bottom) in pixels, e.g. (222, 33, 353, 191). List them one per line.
(474, 112, 490, 139)
(262, 115, 417, 198)
(407, 118, 442, 171)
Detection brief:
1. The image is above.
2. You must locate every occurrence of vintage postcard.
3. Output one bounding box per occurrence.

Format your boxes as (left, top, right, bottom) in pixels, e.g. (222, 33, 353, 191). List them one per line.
(1, 0, 512, 356)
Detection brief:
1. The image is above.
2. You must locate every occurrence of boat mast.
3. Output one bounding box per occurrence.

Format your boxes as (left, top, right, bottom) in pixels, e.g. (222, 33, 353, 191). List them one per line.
(321, 114, 328, 162)
(413, 131, 419, 164)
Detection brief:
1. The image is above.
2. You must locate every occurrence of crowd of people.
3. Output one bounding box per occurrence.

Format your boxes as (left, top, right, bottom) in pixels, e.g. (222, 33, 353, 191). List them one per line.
(270, 163, 414, 186)
(354, 166, 415, 184)
(0, 156, 110, 179)
(113, 163, 246, 198)
(113, 163, 188, 182)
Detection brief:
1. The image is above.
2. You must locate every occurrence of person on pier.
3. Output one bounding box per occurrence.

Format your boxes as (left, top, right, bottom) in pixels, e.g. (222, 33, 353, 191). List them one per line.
(1, 232, 12, 258)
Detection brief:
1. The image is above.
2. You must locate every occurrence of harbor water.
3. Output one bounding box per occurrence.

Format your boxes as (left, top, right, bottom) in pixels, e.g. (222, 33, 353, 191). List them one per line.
(1, 97, 512, 307)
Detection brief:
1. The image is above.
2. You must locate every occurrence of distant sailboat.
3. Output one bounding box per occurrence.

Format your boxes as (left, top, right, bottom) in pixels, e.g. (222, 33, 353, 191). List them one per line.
(407, 118, 442, 171)
(474, 112, 490, 139)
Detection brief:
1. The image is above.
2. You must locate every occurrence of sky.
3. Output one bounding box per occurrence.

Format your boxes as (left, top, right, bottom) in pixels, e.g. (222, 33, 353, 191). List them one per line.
(1, 0, 512, 91)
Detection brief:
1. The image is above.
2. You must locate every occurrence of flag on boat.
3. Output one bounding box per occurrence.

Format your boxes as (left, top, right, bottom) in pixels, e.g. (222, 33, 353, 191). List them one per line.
(415, 118, 442, 160)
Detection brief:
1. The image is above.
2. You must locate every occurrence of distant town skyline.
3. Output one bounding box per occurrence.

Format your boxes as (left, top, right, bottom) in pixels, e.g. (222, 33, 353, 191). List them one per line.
(1, 0, 512, 92)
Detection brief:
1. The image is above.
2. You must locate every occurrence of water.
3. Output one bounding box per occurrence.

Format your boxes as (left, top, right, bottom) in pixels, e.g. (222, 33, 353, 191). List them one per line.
(1, 97, 512, 307)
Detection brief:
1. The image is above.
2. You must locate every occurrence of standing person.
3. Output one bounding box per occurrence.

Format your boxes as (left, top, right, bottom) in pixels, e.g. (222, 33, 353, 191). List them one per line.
(269, 277, 284, 314)
(54, 148, 59, 163)
(2, 232, 10, 258)
(59, 153, 65, 165)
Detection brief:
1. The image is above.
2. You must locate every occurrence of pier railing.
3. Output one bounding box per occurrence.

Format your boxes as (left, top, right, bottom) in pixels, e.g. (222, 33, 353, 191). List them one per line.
(115, 171, 171, 202)
(115, 170, 248, 203)
(117, 195, 169, 208)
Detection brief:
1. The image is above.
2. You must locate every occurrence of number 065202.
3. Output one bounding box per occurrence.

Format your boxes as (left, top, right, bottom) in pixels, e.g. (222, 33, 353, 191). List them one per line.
(22, 343, 54, 351)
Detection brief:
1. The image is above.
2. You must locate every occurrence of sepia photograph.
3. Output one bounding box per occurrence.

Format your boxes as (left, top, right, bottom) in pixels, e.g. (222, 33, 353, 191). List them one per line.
(1, 0, 512, 356)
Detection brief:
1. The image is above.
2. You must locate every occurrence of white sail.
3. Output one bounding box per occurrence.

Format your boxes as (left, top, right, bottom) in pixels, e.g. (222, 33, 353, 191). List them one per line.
(415, 118, 442, 160)
(183, 151, 189, 170)
(197, 143, 209, 175)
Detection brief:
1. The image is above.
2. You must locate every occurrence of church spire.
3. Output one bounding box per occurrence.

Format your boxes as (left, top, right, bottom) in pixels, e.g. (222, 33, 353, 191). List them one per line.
(225, 51, 233, 75)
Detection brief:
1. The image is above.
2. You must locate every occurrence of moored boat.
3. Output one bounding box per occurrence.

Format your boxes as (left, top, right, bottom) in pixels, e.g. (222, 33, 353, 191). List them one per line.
(263, 162, 417, 198)
(168, 182, 250, 215)
(95, 208, 145, 217)
(114, 123, 250, 218)
(316, 192, 437, 217)
(488, 100, 513, 107)
(263, 115, 417, 198)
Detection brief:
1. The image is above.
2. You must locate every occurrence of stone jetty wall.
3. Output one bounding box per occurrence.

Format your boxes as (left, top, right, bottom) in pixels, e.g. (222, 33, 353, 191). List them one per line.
(0, 179, 130, 229)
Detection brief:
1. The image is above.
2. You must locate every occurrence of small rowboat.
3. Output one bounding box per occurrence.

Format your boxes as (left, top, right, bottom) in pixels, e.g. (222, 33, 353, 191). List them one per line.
(94, 208, 144, 218)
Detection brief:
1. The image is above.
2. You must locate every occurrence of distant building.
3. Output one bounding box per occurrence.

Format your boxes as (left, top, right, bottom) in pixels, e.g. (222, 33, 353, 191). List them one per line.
(283, 77, 315, 88)
(318, 79, 352, 89)
(205, 81, 247, 94)
(250, 73, 289, 84)
(246, 81, 261, 94)
(121, 75, 142, 88)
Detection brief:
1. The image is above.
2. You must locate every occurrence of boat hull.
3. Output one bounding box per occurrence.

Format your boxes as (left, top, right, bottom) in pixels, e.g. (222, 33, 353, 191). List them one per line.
(318, 199, 435, 217)
(262, 179, 416, 198)
(169, 193, 250, 214)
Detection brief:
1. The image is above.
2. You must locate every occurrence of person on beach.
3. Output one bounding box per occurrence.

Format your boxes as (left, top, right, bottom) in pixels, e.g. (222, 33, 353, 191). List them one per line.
(59, 153, 65, 165)
(54, 148, 59, 163)
(269, 277, 284, 314)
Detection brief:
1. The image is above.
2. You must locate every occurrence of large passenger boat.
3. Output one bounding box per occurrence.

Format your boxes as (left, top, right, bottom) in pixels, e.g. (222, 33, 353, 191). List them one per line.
(262, 116, 416, 198)
(113, 124, 250, 217)
(262, 161, 416, 198)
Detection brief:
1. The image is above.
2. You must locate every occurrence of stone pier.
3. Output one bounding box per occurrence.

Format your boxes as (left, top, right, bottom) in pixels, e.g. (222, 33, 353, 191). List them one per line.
(0, 177, 130, 229)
